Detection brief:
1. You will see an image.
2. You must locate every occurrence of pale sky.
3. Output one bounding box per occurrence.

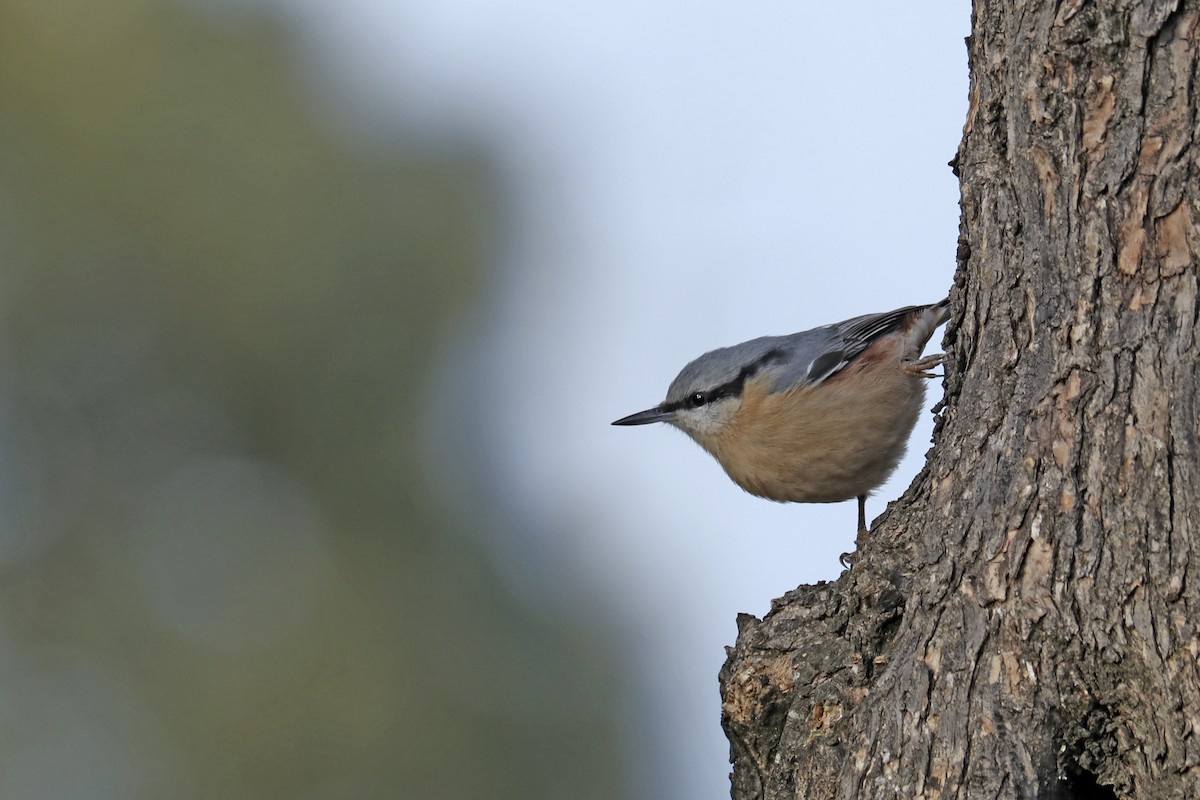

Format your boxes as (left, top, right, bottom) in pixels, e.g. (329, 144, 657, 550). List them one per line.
(260, 2, 972, 796)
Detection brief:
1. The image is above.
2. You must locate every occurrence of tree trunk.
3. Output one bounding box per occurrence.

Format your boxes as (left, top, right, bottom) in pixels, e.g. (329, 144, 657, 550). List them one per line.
(719, 1, 1200, 797)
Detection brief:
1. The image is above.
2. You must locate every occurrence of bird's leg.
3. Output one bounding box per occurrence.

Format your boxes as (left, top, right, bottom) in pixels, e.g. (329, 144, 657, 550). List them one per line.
(902, 353, 946, 378)
(840, 495, 869, 569)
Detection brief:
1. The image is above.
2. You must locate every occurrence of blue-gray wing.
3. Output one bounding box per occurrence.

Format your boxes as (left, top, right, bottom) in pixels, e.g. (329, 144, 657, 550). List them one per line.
(765, 302, 945, 392)
(664, 301, 948, 402)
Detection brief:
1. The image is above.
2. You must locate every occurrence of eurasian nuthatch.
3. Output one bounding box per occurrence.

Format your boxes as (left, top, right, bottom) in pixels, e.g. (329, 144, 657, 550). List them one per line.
(613, 300, 950, 536)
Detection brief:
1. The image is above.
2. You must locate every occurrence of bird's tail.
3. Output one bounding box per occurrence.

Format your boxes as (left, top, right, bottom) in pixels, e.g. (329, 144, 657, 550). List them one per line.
(904, 298, 950, 353)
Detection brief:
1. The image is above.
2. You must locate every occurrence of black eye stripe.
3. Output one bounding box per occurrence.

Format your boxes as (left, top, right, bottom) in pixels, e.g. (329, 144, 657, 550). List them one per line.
(663, 347, 786, 413)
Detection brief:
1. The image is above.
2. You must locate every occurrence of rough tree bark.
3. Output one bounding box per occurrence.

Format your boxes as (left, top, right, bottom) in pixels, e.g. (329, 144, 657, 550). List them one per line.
(720, 1, 1199, 798)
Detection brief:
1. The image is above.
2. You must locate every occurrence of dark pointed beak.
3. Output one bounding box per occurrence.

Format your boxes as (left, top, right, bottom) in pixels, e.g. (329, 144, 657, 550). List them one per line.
(612, 406, 674, 426)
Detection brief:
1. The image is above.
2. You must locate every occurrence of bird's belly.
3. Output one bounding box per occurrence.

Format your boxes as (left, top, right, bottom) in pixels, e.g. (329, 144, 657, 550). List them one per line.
(703, 373, 925, 503)
(722, 443, 902, 503)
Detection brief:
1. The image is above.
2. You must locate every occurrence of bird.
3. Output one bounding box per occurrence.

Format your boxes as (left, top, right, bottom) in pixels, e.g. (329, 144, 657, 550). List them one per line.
(612, 299, 949, 540)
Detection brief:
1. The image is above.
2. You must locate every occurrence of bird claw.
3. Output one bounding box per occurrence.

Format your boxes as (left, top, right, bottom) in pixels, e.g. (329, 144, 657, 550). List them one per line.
(902, 353, 946, 378)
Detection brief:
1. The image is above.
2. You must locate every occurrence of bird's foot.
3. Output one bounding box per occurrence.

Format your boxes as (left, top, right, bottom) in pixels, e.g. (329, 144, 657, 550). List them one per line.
(902, 353, 946, 379)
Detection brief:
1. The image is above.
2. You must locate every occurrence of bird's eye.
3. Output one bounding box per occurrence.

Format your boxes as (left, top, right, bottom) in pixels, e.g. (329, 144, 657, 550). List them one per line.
(689, 392, 707, 408)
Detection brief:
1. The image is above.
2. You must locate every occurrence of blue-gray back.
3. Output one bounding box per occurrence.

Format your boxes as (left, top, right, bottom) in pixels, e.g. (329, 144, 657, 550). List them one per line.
(664, 303, 941, 403)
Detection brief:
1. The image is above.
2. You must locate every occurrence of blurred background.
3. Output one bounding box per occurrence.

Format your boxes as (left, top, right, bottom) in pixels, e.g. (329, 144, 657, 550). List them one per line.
(0, 0, 967, 797)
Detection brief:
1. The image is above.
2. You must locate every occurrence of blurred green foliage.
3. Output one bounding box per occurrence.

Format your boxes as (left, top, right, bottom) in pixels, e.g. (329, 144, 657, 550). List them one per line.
(0, 0, 625, 797)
